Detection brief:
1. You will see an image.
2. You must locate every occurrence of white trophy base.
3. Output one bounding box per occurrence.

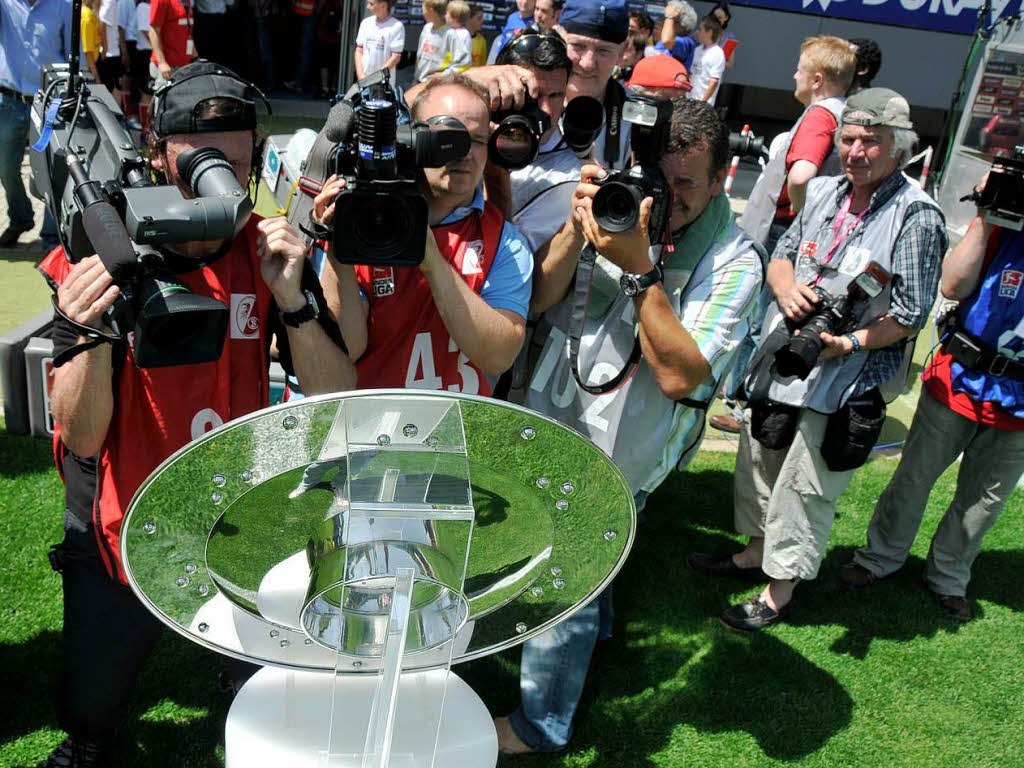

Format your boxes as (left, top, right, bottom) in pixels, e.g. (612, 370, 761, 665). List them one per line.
(225, 665, 498, 768)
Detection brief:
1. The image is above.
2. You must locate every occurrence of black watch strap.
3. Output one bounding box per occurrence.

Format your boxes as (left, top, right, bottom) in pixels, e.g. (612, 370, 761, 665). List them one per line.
(280, 290, 319, 328)
(621, 264, 663, 296)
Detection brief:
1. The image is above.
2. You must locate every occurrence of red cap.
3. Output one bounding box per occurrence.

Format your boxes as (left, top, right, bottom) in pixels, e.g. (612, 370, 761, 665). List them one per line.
(627, 55, 692, 93)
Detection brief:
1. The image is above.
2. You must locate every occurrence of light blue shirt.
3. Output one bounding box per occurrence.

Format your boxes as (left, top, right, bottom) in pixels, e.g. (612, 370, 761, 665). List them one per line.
(0, 0, 72, 95)
(439, 187, 533, 319)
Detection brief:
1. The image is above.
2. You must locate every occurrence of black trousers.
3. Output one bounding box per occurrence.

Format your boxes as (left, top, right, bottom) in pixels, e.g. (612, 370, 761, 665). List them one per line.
(54, 515, 162, 742)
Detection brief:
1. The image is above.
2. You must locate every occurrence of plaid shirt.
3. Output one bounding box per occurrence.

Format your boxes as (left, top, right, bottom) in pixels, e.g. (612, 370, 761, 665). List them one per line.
(772, 171, 948, 396)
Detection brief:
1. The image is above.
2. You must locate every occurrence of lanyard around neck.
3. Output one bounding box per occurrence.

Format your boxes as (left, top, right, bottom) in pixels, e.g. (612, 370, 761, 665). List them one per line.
(823, 192, 867, 265)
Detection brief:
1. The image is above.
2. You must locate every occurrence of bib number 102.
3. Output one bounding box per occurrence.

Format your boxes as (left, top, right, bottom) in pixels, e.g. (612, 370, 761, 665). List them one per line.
(405, 332, 480, 394)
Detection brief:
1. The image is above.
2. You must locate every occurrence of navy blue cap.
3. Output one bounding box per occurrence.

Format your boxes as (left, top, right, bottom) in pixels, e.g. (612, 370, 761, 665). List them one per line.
(559, 0, 629, 44)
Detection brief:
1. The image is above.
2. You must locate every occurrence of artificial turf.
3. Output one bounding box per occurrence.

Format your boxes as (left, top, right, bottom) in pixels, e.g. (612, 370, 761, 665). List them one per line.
(2, 425, 1022, 768)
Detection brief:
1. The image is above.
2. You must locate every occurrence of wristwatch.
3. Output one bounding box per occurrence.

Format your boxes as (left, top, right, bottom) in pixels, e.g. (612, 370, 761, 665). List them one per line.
(619, 264, 663, 297)
(280, 290, 320, 328)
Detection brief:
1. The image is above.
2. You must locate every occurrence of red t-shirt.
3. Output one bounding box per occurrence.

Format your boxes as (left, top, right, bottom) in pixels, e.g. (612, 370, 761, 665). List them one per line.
(775, 105, 839, 224)
(149, 0, 195, 69)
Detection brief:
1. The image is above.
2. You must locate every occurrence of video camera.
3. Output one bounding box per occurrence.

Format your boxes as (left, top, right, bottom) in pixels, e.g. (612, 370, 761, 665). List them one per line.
(323, 70, 470, 267)
(28, 55, 260, 368)
(591, 93, 673, 244)
(964, 145, 1024, 230)
(772, 262, 891, 381)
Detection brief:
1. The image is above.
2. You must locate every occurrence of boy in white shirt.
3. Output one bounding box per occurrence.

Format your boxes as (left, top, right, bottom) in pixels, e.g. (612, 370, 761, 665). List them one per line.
(442, 1, 473, 74)
(415, 0, 450, 82)
(355, 0, 406, 84)
(688, 14, 726, 105)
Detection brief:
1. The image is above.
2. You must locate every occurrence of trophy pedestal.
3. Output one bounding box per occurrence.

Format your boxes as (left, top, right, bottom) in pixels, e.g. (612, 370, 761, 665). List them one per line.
(225, 665, 497, 768)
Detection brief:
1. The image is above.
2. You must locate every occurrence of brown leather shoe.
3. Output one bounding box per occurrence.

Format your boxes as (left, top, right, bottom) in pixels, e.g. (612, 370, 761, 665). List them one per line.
(932, 591, 973, 621)
(719, 596, 789, 632)
(839, 562, 878, 590)
(710, 413, 742, 434)
(494, 716, 535, 755)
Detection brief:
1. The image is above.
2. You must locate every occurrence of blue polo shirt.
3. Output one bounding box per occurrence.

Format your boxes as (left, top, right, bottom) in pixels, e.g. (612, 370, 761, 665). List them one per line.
(655, 35, 696, 71)
(0, 0, 73, 95)
(440, 186, 533, 318)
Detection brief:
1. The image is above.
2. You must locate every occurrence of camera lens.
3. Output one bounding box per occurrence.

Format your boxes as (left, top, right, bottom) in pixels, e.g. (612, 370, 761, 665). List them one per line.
(592, 181, 643, 233)
(346, 191, 418, 261)
(489, 115, 540, 170)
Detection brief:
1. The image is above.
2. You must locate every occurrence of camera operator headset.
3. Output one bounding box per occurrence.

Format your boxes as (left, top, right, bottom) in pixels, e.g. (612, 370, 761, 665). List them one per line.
(38, 60, 354, 763)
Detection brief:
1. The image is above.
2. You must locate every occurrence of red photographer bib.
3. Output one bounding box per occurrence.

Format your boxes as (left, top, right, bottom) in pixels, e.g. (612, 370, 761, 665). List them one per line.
(40, 218, 272, 583)
(353, 201, 504, 396)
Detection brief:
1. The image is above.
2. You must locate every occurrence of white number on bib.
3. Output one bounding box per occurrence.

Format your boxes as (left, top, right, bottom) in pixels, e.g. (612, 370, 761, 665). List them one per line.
(447, 337, 479, 394)
(191, 408, 224, 440)
(404, 332, 479, 394)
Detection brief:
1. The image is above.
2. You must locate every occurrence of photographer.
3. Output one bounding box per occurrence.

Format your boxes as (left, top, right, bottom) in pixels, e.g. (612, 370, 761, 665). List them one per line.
(38, 62, 355, 766)
(839, 172, 1024, 622)
(495, 97, 764, 754)
(316, 75, 533, 394)
(688, 88, 947, 632)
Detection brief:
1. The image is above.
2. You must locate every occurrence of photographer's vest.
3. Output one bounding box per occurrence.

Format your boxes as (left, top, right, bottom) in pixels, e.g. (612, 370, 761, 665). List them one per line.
(750, 174, 938, 414)
(739, 97, 845, 246)
(931, 226, 1024, 419)
(353, 201, 504, 396)
(525, 222, 761, 494)
(39, 219, 271, 584)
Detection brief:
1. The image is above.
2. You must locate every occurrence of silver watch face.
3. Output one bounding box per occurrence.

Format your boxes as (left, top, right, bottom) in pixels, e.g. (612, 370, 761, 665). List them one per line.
(619, 274, 640, 296)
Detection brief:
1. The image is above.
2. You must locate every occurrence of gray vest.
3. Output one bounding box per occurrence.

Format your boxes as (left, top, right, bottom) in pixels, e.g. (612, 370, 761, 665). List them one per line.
(525, 223, 761, 493)
(750, 173, 940, 413)
(739, 97, 846, 247)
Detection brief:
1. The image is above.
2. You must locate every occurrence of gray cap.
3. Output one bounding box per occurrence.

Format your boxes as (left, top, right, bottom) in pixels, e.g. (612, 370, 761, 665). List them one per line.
(842, 87, 914, 130)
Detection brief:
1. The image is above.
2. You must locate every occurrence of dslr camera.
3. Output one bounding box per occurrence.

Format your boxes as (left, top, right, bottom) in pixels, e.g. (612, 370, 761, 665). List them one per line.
(29, 59, 259, 368)
(772, 262, 892, 381)
(591, 93, 673, 244)
(326, 70, 470, 267)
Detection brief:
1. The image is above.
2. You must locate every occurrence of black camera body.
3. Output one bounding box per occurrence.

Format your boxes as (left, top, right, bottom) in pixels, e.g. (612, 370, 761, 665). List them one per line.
(728, 130, 766, 160)
(591, 93, 673, 244)
(772, 263, 891, 381)
(329, 71, 470, 266)
(29, 62, 254, 368)
(972, 145, 1024, 231)
(489, 94, 551, 170)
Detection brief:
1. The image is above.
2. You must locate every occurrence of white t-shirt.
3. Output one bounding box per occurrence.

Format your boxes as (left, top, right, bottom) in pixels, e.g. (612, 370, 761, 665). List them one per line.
(510, 130, 582, 252)
(137, 2, 152, 51)
(445, 26, 472, 73)
(356, 15, 405, 84)
(98, 0, 120, 58)
(415, 22, 449, 82)
(118, 0, 138, 44)
(689, 43, 725, 105)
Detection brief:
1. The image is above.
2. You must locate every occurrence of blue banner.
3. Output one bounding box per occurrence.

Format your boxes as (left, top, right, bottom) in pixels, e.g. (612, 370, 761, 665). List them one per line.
(730, 0, 1023, 35)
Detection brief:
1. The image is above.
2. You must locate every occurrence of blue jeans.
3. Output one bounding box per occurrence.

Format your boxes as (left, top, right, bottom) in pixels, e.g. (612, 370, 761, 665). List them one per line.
(508, 491, 645, 751)
(0, 94, 58, 239)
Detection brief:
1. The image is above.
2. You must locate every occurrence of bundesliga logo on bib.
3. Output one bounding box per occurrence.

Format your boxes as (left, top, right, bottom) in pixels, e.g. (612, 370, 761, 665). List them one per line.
(1000, 269, 1022, 299)
(372, 267, 396, 297)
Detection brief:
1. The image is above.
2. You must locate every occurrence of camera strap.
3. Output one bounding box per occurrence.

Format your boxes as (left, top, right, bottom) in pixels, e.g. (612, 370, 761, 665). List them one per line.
(568, 243, 641, 395)
(603, 79, 625, 169)
(50, 295, 120, 368)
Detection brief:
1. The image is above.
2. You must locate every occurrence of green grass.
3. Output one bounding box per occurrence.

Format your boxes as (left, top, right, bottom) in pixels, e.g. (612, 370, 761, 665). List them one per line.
(3, 425, 1023, 767)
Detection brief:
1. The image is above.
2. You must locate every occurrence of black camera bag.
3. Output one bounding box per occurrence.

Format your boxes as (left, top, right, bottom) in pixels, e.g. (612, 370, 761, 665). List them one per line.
(821, 387, 886, 472)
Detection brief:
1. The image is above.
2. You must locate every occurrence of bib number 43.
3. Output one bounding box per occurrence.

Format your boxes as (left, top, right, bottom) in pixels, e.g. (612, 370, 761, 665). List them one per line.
(405, 332, 480, 394)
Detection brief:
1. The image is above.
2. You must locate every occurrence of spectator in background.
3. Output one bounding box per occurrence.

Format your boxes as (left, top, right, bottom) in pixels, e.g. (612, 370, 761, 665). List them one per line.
(711, 1, 736, 66)
(713, 35, 855, 435)
(468, 4, 487, 67)
(355, 0, 405, 84)
(313, 0, 341, 98)
(415, 0, 450, 81)
(534, 0, 560, 31)
(248, 0, 277, 92)
(443, 1, 473, 74)
(614, 29, 645, 82)
(284, 0, 317, 92)
(560, 0, 631, 170)
(0, 0, 69, 249)
(193, 0, 228, 70)
(134, 0, 154, 132)
(658, 0, 697, 71)
(117, 0, 140, 123)
(688, 14, 724, 104)
(82, 0, 104, 84)
(487, 0, 534, 64)
(627, 51, 691, 99)
(848, 37, 882, 94)
(98, 0, 125, 99)
(149, 0, 197, 86)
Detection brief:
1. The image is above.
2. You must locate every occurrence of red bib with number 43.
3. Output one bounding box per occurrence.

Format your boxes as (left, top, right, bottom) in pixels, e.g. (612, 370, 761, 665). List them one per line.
(354, 202, 504, 395)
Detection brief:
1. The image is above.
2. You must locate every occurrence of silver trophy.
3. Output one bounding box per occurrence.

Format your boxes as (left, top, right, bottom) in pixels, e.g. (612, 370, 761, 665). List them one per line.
(122, 391, 635, 767)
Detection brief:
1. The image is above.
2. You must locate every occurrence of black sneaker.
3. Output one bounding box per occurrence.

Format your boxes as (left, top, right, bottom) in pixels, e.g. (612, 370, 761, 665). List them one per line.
(0, 225, 32, 248)
(42, 736, 104, 768)
(719, 596, 789, 632)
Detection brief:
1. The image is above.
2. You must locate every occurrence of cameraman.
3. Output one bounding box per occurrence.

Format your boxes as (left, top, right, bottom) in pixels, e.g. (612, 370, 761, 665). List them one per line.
(839, 172, 1024, 621)
(495, 97, 764, 753)
(688, 88, 947, 632)
(316, 75, 533, 394)
(38, 62, 354, 766)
